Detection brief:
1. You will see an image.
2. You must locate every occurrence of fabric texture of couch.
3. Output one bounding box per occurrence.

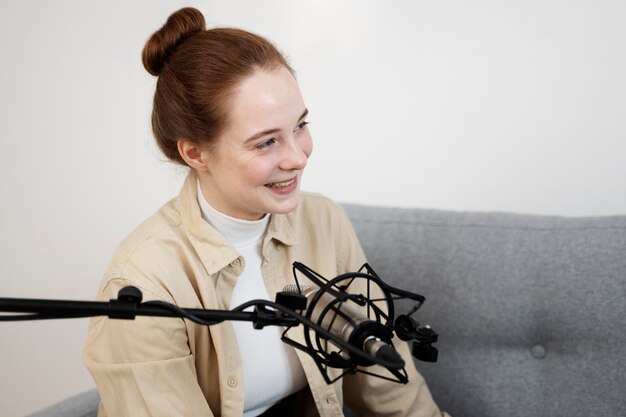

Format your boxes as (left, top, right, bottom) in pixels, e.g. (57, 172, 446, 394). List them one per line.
(28, 205, 626, 416)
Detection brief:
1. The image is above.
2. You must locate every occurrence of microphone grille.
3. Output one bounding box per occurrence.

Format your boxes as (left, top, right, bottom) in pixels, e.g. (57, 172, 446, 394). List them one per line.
(282, 283, 314, 293)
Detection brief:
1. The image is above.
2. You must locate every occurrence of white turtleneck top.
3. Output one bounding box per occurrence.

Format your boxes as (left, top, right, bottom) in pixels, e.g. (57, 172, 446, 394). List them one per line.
(197, 182, 307, 416)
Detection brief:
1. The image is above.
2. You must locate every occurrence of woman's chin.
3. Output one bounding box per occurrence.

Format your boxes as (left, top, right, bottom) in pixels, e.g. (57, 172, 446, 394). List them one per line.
(268, 195, 301, 215)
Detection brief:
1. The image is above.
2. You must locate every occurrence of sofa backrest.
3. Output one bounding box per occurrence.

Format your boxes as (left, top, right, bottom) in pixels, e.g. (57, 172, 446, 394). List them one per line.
(344, 204, 626, 417)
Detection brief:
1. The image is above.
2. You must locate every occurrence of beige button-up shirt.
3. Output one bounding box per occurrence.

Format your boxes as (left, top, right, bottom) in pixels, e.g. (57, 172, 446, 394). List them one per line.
(83, 172, 446, 417)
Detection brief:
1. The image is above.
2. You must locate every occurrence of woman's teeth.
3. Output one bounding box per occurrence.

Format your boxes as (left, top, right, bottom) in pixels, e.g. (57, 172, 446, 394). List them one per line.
(266, 179, 294, 188)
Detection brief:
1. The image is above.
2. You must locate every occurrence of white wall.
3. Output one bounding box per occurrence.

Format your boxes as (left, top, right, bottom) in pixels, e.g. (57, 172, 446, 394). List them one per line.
(1, 1, 624, 415)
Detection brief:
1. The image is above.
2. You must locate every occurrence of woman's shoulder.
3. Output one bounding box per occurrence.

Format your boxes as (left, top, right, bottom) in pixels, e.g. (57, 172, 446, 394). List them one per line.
(113, 198, 182, 259)
(289, 191, 354, 233)
(289, 191, 366, 273)
(98, 198, 192, 297)
(297, 191, 346, 216)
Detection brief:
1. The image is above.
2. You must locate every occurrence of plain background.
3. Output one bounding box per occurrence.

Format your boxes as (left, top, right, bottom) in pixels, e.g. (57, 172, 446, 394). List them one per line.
(1, 1, 624, 416)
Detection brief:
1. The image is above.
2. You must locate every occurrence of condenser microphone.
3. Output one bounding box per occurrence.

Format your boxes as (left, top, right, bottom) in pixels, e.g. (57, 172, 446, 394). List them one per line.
(282, 284, 404, 369)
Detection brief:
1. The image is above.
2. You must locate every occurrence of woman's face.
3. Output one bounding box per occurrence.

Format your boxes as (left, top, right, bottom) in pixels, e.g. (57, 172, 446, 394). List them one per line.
(197, 66, 313, 220)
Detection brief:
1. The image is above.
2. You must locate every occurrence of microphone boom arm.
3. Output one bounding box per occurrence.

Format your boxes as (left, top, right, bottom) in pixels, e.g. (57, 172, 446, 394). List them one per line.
(0, 280, 411, 375)
(0, 262, 438, 385)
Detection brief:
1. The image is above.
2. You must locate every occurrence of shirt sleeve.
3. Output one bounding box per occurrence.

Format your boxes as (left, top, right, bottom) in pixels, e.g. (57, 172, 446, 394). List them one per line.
(83, 276, 215, 417)
(334, 206, 449, 417)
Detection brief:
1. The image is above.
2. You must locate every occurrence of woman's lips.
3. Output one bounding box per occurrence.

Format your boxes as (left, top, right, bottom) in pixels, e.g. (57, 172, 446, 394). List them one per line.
(265, 177, 298, 194)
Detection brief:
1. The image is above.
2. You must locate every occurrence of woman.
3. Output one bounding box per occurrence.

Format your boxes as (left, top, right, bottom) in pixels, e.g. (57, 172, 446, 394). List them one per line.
(83, 7, 446, 417)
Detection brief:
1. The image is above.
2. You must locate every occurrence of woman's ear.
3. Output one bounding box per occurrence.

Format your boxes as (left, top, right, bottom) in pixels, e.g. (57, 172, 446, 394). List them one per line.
(177, 140, 210, 171)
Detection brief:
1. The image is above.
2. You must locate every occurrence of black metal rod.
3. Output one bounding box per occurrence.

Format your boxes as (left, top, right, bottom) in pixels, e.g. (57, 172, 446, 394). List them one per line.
(0, 297, 255, 322)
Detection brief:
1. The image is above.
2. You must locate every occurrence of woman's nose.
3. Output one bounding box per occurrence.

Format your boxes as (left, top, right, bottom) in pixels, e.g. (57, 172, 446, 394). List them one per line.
(280, 138, 309, 171)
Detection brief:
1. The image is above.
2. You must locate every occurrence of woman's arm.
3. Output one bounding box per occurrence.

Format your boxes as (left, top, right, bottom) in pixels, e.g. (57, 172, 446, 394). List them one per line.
(83, 277, 215, 417)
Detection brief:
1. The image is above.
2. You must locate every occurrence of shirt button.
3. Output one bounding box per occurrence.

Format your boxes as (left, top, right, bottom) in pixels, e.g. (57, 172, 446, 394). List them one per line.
(227, 377, 238, 387)
(530, 344, 547, 359)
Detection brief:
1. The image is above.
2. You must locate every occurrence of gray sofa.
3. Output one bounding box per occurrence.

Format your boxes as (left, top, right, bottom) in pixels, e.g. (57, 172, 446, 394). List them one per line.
(28, 205, 626, 417)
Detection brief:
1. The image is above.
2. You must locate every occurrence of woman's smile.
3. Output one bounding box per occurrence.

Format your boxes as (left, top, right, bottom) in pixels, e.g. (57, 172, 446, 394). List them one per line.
(265, 176, 297, 191)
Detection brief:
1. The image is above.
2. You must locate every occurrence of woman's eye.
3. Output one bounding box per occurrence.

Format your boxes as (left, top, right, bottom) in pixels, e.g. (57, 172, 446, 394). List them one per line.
(256, 138, 276, 150)
(296, 121, 309, 132)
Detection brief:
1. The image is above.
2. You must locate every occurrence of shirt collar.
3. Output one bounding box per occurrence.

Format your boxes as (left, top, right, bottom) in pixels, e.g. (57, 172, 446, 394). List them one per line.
(266, 211, 297, 247)
(177, 171, 240, 275)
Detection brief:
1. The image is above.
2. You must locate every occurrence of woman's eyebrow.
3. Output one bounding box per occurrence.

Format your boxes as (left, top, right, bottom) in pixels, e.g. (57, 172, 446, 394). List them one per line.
(246, 127, 281, 143)
(245, 108, 309, 143)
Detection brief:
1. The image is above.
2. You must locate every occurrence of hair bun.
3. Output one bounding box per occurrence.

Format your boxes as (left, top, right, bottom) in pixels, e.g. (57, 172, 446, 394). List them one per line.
(142, 7, 206, 76)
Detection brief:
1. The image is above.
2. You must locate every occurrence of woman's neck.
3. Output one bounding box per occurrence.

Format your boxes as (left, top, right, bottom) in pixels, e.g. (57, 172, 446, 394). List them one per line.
(196, 180, 269, 247)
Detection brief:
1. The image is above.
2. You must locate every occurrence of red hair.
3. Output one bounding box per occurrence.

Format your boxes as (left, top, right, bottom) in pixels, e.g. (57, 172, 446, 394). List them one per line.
(142, 7, 293, 165)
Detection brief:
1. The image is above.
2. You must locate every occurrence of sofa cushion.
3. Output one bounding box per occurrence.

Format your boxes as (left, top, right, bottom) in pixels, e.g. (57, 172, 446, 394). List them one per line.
(344, 204, 626, 417)
(26, 389, 99, 417)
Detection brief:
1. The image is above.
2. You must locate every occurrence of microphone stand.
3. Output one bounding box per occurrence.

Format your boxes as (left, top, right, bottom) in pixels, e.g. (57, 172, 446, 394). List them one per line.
(0, 285, 410, 375)
(0, 262, 438, 384)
